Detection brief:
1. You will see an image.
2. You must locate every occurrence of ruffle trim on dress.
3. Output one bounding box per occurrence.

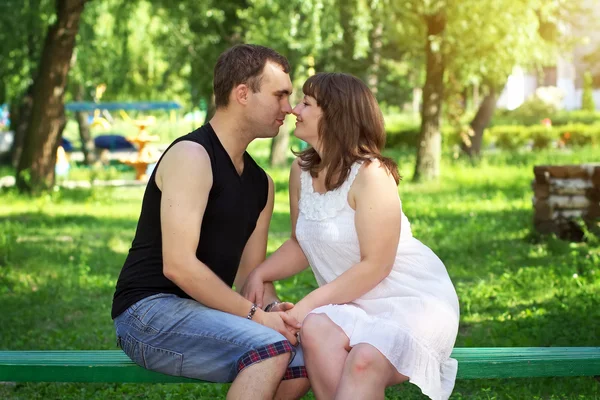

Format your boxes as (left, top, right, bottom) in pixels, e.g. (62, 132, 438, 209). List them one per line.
(299, 162, 362, 221)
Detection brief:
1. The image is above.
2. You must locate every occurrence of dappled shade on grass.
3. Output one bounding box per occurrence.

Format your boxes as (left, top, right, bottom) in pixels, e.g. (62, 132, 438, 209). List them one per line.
(0, 146, 598, 399)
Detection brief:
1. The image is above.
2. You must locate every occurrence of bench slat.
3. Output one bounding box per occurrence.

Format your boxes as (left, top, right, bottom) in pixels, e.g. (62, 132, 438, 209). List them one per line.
(0, 348, 599, 383)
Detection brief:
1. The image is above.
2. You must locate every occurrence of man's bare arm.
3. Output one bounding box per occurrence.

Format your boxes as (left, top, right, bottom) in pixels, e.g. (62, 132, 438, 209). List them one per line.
(234, 174, 275, 303)
(156, 141, 299, 342)
(158, 141, 256, 317)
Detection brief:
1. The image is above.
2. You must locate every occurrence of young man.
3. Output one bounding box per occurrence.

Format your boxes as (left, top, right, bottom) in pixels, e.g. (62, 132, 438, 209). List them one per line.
(111, 44, 309, 400)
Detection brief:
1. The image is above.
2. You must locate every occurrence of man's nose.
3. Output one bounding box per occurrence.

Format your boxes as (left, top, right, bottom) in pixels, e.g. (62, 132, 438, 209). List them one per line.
(282, 100, 292, 114)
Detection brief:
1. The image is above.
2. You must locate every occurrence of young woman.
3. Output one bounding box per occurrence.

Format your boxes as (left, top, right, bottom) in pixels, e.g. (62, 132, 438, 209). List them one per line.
(242, 72, 459, 400)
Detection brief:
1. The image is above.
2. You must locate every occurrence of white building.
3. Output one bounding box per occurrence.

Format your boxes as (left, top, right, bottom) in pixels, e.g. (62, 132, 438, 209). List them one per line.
(497, 0, 600, 110)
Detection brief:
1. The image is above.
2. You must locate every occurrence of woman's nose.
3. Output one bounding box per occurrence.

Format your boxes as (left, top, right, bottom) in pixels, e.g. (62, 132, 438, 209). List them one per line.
(291, 104, 301, 116)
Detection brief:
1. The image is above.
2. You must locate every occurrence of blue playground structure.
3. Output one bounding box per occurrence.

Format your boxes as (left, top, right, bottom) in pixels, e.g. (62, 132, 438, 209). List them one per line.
(61, 137, 74, 152)
(94, 134, 136, 151)
(64, 101, 182, 152)
(65, 101, 182, 112)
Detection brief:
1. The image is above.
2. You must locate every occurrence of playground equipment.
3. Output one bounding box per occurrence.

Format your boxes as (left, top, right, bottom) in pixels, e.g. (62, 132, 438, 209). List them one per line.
(65, 101, 182, 116)
(65, 100, 182, 181)
(118, 118, 160, 181)
(93, 135, 136, 152)
(66, 97, 182, 130)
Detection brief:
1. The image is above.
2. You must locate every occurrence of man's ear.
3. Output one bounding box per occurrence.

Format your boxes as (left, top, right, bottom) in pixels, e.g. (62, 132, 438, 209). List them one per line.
(233, 84, 249, 105)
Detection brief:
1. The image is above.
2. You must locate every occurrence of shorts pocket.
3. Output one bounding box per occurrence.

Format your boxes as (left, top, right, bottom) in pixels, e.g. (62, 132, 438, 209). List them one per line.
(119, 332, 184, 377)
(119, 333, 144, 368)
(139, 340, 184, 376)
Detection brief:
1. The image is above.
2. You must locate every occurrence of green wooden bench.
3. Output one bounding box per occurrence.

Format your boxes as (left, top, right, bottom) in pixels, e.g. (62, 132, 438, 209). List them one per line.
(1, 348, 599, 383)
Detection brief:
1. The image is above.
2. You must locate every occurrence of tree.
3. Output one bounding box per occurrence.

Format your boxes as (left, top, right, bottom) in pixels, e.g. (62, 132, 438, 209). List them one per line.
(73, 83, 95, 165)
(67, 0, 142, 165)
(582, 71, 595, 111)
(243, 0, 337, 167)
(450, 0, 590, 158)
(413, 11, 445, 181)
(150, 0, 249, 111)
(0, 0, 54, 166)
(389, 0, 588, 177)
(244, 0, 413, 166)
(16, 0, 88, 193)
(382, 1, 448, 181)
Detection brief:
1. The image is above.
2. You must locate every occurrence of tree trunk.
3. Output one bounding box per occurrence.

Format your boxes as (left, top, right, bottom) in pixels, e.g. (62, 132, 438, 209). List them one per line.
(412, 87, 422, 120)
(462, 88, 498, 158)
(339, 0, 359, 76)
(413, 13, 446, 182)
(472, 82, 480, 112)
(269, 128, 290, 168)
(0, 79, 5, 105)
(10, 88, 34, 168)
(16, 0, 86, 193)
(75, 83, 95, 165)
(367, 20, 383, 96)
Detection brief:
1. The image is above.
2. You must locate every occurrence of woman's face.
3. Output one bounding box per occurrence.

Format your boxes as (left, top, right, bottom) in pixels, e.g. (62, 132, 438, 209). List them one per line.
(292, 95, 322, 149)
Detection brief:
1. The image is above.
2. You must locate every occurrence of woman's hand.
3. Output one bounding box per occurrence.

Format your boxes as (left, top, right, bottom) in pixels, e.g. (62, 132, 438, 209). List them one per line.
(240, 269, 266, 308)
(285, 300, 312, 324)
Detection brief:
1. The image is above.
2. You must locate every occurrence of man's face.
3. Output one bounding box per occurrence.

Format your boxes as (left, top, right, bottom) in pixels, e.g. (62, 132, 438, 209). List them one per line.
(245, 61, 293, 138)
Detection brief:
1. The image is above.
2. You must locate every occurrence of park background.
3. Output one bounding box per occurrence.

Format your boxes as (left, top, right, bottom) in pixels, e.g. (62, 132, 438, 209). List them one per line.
(0, 0, 599, 398)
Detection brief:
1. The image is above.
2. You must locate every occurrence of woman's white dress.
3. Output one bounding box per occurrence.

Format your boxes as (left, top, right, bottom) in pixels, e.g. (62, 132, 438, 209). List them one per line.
(296, 161, 460, 400)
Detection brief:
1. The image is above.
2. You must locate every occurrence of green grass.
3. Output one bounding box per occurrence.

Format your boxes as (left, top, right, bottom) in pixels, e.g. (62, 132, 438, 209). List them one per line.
(0, 144, 599, 399)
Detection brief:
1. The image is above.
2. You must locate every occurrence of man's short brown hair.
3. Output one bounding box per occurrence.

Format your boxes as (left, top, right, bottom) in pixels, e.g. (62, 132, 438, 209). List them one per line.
(213, 44, 291, 108)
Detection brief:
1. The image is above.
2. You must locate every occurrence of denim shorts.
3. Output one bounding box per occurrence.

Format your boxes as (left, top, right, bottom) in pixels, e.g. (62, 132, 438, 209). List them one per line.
(114, 293, 306, 383)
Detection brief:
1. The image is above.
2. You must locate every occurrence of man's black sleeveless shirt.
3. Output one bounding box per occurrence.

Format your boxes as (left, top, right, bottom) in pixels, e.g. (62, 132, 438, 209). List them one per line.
(111, 123, 268, 319)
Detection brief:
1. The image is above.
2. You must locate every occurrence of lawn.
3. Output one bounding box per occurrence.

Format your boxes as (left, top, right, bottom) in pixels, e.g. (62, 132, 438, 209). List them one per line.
(0, 144, 599, 399)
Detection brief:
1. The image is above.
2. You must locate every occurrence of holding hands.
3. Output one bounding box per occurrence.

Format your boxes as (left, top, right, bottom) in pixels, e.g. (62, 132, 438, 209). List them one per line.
(242, 269, 315, 342)
(253, 308, 301, 345)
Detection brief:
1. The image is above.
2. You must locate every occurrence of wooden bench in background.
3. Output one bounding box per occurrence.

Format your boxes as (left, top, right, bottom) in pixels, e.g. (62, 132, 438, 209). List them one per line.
(533, 164, 600, 241)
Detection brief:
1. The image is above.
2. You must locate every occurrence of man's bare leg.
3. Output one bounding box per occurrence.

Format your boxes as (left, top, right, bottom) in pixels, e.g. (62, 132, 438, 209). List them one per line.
(227, 352, 290, 400)
(275, 378, 311, 400)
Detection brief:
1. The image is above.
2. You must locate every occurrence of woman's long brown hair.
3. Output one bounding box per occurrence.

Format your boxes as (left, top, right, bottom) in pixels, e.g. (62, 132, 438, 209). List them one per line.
(294, 72, 401, 190)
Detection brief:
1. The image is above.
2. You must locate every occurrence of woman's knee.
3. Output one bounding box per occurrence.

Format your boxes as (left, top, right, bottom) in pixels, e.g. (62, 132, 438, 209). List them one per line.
(346, 344, 388, 376)
(300, 313, 342, 349)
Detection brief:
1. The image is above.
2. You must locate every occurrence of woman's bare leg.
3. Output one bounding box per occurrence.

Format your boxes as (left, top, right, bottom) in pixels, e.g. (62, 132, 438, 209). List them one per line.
(301, 314, 350, 399)
(334, 343, 409, 400)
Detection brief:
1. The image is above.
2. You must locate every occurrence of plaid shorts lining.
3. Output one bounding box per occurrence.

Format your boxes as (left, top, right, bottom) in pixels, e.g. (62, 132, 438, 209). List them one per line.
(237, 340, 308, 380)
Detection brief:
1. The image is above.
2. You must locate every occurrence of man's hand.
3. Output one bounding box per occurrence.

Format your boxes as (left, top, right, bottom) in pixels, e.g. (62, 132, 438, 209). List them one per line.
(254, 309, 301, 345)
(240, 269, 266, 308)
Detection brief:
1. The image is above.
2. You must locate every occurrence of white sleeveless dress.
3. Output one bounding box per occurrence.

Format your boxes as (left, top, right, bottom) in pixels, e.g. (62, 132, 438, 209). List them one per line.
(296, 161, 460, 400)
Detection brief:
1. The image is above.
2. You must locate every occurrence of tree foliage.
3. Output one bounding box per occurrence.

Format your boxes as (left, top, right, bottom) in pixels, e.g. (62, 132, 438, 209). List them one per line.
(1, 0, 593, 191)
